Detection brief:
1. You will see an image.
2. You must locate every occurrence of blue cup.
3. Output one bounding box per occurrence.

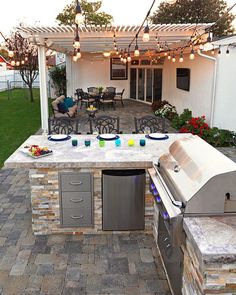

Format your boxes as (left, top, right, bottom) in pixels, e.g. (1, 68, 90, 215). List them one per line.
(115, 138, 121, 147)
(140, 139, 146, 147)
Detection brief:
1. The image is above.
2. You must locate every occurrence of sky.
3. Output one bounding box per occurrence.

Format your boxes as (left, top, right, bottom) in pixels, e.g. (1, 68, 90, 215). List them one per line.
(0, 0, 236, 38)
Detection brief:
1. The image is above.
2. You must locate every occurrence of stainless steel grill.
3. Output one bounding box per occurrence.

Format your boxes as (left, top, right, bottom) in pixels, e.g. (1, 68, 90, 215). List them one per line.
(148, 135, 236, 295)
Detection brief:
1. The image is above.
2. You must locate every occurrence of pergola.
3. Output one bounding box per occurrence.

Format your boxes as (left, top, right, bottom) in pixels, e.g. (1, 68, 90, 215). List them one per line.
(19, 23, 212, 132)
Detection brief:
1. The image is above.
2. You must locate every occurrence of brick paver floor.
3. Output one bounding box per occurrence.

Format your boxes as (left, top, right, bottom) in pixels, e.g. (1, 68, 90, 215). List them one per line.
(0, 168, 171, 295)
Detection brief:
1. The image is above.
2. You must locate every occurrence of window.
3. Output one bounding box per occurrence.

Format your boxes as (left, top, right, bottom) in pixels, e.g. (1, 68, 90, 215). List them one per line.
(176, 68, 190, 91)
(110, 58, 128, 80)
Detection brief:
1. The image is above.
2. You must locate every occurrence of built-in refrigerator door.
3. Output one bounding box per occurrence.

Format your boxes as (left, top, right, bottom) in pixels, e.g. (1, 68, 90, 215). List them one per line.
(102, 169, 145, 231)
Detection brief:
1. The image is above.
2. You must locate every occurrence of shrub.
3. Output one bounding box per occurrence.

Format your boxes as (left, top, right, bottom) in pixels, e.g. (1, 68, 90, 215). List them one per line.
(179, 116, 210, 140)
(49, 65, 67, 96)
(155, 103, 177, 121)
(204, 127, 236, 147)
(152, 100, 169, 112)
(171, 109, 192, 130)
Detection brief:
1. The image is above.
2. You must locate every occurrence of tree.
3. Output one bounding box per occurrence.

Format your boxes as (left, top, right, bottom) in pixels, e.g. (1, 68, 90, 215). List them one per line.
(6, 32, 38, 102)
(150, 0, 235, 37)
(49, 65, 67, 96)
(56, 0, 113, 26)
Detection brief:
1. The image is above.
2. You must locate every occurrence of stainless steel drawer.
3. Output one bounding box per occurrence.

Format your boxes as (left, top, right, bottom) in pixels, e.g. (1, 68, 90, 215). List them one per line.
(61, 192, 91, 209)
(60, 173, 91, 192)
(62, 208, 92, 226)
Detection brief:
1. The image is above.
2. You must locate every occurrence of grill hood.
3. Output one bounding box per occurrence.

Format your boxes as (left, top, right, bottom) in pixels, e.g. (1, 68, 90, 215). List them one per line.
(158, 135, 236, 215)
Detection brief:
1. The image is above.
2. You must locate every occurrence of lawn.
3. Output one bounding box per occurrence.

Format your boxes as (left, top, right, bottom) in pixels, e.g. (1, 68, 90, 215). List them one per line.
(0, 88, 41, 167)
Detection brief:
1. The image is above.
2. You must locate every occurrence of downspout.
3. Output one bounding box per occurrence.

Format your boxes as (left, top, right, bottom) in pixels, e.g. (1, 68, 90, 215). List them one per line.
(197, 50, 217, 128)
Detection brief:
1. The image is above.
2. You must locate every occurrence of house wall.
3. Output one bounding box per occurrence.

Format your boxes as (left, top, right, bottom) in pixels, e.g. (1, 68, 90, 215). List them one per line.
(213, 46, 236, 131)
(162, 54, 215, 123)
(66, 55, 130, 99)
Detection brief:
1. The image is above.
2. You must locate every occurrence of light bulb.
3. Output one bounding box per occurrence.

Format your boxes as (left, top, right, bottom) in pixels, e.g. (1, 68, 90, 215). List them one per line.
(75, 2, 83, 25)
(25, 56, 28, 61)
(134, 49, 140, 57)
(211, 49, 215, 55)
(168, 54, 171, 60)
(73, 55, 77, 62)
(120, 56, 123, 62)
(16, 61, 20, 66)
(226, 48, 230, 55)
(179, 57, 183, 63)
(127, 55, 131, 62)
(116, 50, 119, 55)
(143, 25, 150, 42)
(164, 52, 168, 56)
(8, 50, 14, 58)
(143, 33, 150, 42)
(172, 56, 176, 62)
(21, 60, 25, 65)
(189, 53, 195, 60)
(123, 57, 127, 63)
(73, 41, 80, 49)
(76, 52, 81, 59)
(103, 51, 110, 57)
(10, 60, 15, 66)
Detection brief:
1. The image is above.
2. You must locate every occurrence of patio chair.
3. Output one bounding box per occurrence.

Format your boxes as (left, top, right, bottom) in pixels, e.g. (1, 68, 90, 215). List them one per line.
(114, 89, 125, 108)
(89, 115, 120, 134)
(75, 88, 95, 109)
(105, 87, 116, 94)
(134, 115, 166, 134)
(48, 117, 79, 135)
(99, 91, 115, 111)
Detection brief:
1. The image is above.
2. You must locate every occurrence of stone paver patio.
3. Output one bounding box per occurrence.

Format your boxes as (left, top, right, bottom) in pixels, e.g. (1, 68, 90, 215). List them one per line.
(0, 167, 171, 295)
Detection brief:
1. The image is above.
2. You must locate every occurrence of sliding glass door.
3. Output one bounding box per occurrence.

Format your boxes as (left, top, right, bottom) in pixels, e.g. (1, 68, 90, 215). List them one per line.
(130, 68, 162, 103)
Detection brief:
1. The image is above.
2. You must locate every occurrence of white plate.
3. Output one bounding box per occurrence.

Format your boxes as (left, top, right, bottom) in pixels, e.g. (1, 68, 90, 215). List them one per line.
(50, 134, 68, 140)
(148, 133, 167, 139)
(20, 148, 53, 158)
(99, 134, 117, 140)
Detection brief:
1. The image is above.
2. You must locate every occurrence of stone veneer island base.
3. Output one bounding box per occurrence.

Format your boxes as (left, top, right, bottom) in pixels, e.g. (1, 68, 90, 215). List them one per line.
(5, 134, 236, 294)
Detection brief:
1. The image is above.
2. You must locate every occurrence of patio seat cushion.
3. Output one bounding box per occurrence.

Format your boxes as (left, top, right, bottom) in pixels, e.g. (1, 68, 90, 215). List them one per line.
(64, 97, 74, 108)
(51, 95, 78, 118)
(58, 102, 69, 113)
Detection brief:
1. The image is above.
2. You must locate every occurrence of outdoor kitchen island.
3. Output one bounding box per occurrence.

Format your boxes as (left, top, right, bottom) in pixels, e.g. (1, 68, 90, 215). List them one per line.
(4, 133, 236, 295)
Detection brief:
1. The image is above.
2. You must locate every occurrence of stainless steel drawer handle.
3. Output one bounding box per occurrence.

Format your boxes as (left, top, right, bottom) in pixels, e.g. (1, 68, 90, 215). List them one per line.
(70, 215, 84, 219)
(69, 181, 83, 186)
(70, 198, 83, 203)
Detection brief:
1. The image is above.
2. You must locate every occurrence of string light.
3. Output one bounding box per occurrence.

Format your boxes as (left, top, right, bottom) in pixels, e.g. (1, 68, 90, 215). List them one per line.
(226, 44, 231, 55)
(218, 45, 221, 55)
(168, 51, 171, 60)
(143, 22, 150, 42)
(75, 0, 83, 25)
(179, 51, 184, 63)
(189, 47, 195, 60)
(134, 35, 140, 57)
(172, 53, 176, 62)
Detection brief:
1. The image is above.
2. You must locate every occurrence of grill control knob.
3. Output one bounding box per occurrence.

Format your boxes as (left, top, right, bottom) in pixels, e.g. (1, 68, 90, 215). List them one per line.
(155, 196, 162, 204)
(162, 212, 169, 220)
(150, 183, 156, 191)
(174, 165, 180, 173)
(153, 189, 159, 197)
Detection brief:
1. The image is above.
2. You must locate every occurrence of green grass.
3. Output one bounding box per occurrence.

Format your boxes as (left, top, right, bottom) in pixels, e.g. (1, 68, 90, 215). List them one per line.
(0, 88, 41, 167)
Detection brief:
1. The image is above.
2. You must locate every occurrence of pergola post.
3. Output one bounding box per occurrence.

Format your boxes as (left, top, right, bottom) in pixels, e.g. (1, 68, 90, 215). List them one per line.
(38, 45, 49, 133)
(66, 54, 74, 97)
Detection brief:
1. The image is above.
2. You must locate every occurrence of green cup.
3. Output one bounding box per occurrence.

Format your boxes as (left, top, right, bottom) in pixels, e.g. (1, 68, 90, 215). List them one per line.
(99, 139, 105, 147)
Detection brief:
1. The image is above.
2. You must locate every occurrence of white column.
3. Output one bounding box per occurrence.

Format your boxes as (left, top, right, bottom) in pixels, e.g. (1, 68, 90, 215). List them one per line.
(66, 54, 74, 97)
(38, 45, 49, 133)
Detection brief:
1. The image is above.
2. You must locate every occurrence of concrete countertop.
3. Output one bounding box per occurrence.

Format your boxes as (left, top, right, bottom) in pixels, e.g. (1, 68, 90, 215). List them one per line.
(4, 133, 186, 169)
(184, 216, 236, 264)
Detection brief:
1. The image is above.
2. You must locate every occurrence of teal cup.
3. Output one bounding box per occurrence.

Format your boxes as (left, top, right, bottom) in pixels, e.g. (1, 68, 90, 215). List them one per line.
(72, 138, 78, 146)
(85, 139, 91, 147)
(139, 139, 146, 147)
